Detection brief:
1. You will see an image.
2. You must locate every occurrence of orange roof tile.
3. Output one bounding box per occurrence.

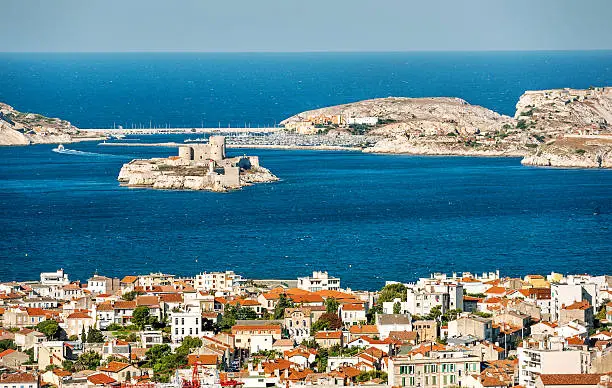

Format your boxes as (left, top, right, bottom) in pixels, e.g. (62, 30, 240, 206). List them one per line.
(88, 373, 117, 385)
(98, 361, 130, 373)
(187, 354, 218, 366)
(539, 374, 603, 385)
(564, 300, 590, 310)
(314, 331, 342, 340)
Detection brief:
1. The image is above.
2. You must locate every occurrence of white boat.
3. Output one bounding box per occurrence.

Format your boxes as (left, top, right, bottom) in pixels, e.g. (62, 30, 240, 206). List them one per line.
(54, 144, 65, 152)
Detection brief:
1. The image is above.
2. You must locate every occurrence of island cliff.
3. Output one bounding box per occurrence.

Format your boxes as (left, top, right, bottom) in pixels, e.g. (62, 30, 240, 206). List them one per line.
(0, 102, 104, 146)
(280, 87, 612, 168)
(118, 136, 278, 191)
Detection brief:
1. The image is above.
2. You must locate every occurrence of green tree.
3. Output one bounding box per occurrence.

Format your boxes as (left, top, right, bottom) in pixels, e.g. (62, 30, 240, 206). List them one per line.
(356, 370, 388, 383)
(311, 313, 343, 334)
(62, 360, 75, 372)
(122, 291, 143, 301)
(219, 304, 238, 330)
(86, 328, 105, 343)
(366, 304, 382, 324)
(236, 307, 257, 320)
(325, 298, 340, 314)
(77, 351, 102, 370)
(315, 347, 328, 372)
(300, 338, 319, 349)
(36, 320, 60, 340)
(0, 339, 16, 352)
(393, 301, 401, 315)
(132, 306, 151, 329)
(425, 305, 443, 321)
(81, 327, 87, 343)
(378, 283, 407, 303)
(273, 294, 294, 320)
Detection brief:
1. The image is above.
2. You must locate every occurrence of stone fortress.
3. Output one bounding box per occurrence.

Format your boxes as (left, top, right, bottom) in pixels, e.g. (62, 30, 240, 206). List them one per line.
(118, 136, 277, 191)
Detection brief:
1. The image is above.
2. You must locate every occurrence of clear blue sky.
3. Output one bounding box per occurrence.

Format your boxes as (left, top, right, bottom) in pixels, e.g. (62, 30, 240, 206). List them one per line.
(3, 0, 612, 52)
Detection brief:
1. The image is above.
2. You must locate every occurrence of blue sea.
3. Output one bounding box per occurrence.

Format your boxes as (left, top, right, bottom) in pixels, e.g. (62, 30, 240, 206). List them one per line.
(0, 52, 611, 289)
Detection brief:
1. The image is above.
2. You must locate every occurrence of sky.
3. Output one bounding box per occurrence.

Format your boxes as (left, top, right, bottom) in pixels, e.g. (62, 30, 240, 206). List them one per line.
(2, 0, 612, 52)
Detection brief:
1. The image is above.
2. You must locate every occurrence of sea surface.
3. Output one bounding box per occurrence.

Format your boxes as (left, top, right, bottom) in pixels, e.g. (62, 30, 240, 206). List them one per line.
(0, 52, 611, 289)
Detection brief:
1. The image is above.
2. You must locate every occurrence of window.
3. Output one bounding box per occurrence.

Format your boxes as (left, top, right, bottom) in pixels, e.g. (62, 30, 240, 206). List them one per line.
(181, 318, 184, 325)
(399, 366, 408, 374)
(432, 376, 436, 385)
(409, 377, 415, 385)
(408, 365, 415, 374)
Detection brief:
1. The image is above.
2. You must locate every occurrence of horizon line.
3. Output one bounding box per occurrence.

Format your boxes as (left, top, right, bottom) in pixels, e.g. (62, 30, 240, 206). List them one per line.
(1, 48, 612, 54)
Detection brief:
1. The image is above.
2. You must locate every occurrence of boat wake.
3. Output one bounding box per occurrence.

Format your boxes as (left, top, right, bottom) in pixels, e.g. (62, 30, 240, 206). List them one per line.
(52, 145, 110, 157)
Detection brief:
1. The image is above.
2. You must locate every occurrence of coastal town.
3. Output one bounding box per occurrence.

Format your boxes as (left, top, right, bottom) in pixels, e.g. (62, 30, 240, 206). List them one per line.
(1, 269, 611, 388)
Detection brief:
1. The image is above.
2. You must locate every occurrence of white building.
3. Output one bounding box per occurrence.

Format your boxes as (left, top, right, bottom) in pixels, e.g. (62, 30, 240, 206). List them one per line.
(87, 275, 118, 295)
(405, 279, 463, 316)
(40, 269, 69, 286)
(250, 334, 274, 353)
(347, 116, 379, 126)
(171, 309, 202, 343)
(550, 283, 597, 321)
(195, 271, 244, 294)
(382, 298, 410, 315)
(517, 337, 590, 388)
(297, 271, 341, 292)
(376, 314, 413, 340)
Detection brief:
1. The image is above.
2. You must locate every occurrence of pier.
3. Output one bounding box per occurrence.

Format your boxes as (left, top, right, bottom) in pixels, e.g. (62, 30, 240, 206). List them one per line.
(82, 127, 281, 135)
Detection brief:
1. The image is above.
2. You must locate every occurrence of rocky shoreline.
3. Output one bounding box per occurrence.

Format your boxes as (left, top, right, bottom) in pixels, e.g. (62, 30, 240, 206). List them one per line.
(0, 102, 106, 146)
(281, 87, 612, 168)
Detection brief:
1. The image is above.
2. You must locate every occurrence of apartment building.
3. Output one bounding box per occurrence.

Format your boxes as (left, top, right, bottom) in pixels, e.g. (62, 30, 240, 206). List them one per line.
(388, 347, 480, 387)
(297, 271, 341, 292)
(517, 337, 590, 388)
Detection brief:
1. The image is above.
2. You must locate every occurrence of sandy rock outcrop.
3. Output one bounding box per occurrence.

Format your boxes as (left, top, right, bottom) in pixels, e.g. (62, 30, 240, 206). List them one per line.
(521, 136, 612, 168)
(0, 102, 105, 146)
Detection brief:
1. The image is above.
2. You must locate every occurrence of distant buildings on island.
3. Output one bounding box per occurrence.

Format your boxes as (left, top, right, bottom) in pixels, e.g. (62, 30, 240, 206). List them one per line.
(284, 114, 380, 135)
(1, 269, 611, 388)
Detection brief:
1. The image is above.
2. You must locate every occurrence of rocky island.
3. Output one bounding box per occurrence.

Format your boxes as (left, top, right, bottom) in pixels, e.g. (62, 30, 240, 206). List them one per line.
(280, 87, 612, 168)
(0, 102, 105, 145)
(118, 136, 278, 191)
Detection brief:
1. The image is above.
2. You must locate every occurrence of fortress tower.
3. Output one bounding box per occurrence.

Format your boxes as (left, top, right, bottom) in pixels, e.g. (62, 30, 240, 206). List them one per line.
(178, 136, 227, 162)
(208, 136, 226, 161)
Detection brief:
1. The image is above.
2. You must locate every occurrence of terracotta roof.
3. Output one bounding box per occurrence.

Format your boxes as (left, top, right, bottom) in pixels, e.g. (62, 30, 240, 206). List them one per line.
(160, 293, 183, 303)
(341, 303, 365, 311)
(187, 354, 218, 366)
(68, 312, 92, 319)
(97, 303, 114, 311)
(314, 331, 342, 340)
(273, 339, 295, 347)
(121, 276, 138, 284)
(26, 307, 47, 316)
(388, 331, 417, 342)
(98, 361, 130, 373)
(539, 373, 603, 385)
(349, 325, 379, 335)
(564, 300, 590, 310)
(136, 295, 160, 307)
(485, 286, 507, 295)
(0, 373, 37, 383)
(566, 336, 585, 346)
(231, 324, 281, 333)
(114, 301, 136, 309)
(88, 373, 117, 385)
(52, 369, 73, 377)
(0, 349, 16, 358)
(291, 294, 324, 304)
